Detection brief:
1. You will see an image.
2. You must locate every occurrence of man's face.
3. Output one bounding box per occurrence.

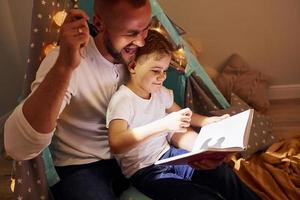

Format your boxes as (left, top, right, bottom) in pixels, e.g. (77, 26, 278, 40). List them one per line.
(95, 1, 152, 64)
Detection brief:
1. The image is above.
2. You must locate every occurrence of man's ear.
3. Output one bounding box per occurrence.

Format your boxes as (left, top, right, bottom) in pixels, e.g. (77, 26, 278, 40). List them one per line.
(93, 15, 103, 33)
(128, 61, 136, 74)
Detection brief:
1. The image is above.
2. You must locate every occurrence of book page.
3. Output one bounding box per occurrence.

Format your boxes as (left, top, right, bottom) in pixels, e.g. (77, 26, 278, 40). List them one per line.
(192, 109, 252, 152)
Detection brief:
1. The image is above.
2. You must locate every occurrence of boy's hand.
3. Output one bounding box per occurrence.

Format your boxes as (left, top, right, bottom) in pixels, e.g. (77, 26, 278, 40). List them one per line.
(201, 114, 230, 127)
(56, 9, 89, 71)
(162, 108, 192, 132)
(188, 153, 230, 170)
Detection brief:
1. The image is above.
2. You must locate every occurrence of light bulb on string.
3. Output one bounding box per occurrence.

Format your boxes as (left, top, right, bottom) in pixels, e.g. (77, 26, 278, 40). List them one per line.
(151, 21, 164, 34)
(176, 44, 185, 55)
(173, 44, 187, 68)
(44, 42, 58, 56)
(73, 0, 79, 8)
(53, 10, 67, 27)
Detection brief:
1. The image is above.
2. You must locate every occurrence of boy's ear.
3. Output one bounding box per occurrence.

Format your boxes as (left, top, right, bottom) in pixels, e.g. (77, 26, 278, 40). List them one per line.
(128, 61, 136, 74)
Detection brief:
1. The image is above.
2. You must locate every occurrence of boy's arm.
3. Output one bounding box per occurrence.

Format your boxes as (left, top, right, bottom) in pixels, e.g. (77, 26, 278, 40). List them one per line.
(166, 103, 196, 151)
(108, 119, 166, 154)
(166, 102, 228, 128)
(191, 113, 229, 127)
(108, 108, 191, 154)
(167, 103, 229, 154)
(170, 128, 197, 151)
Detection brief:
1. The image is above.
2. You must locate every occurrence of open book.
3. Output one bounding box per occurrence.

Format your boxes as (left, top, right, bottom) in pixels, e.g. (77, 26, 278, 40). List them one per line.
(155, 109, 254, 165)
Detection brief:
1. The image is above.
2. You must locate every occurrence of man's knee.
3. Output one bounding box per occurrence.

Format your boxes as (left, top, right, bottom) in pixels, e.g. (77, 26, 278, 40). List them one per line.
(139, 180, 223, 200)
(177, 183, 224, 200)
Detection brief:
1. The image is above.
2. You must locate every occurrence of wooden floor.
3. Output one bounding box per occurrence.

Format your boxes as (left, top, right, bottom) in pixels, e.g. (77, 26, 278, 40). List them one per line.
(266, 98, 300, 139)
(0, 98, 299, 200)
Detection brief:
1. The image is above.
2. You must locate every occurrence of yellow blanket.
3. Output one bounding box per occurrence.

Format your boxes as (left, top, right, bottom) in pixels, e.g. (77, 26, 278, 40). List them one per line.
(234, 137, 300, 200)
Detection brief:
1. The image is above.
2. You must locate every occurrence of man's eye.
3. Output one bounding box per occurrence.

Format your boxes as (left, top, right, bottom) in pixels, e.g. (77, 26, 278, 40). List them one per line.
(124, 33, 138, 37)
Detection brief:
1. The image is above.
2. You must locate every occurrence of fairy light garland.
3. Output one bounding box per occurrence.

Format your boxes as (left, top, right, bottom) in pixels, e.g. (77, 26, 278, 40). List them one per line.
(150, 17, 187, 69)
(42, 0, 79, 56)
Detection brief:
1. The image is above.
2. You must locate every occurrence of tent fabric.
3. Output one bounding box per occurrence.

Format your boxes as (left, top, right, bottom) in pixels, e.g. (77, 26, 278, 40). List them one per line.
(3, 1, 76, 199)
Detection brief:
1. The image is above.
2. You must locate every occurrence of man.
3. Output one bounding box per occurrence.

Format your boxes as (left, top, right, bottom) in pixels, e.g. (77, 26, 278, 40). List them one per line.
(5, 0, 152, 199)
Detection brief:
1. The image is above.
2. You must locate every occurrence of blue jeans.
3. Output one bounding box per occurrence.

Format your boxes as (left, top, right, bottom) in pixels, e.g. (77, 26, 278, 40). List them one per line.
(50, 159, 129, 200)
(130, 146, 260, 200)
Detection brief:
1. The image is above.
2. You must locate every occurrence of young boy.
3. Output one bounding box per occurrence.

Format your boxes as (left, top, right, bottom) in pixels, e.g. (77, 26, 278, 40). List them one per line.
(106, 30, 260, 200)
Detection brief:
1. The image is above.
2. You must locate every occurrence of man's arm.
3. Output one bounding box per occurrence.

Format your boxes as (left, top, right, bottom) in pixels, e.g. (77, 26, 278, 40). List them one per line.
(23, 9, 89, 133)
(4, 9, 89, 160)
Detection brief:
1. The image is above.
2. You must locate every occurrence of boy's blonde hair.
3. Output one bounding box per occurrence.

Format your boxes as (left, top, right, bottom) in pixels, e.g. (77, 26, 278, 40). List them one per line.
(135, 29, 174, 64)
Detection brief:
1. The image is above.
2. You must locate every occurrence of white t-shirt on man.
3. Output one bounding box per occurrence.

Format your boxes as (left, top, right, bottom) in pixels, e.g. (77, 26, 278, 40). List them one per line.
(4, 37, 128, 166)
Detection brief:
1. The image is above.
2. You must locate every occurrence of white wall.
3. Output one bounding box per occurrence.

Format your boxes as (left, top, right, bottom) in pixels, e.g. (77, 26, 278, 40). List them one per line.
(0, 0, 32, 115)
(159, 0, 300, 98)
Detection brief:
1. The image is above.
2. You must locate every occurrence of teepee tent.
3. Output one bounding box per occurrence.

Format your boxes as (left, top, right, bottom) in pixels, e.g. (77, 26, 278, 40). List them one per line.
(1, 0, 230, 199)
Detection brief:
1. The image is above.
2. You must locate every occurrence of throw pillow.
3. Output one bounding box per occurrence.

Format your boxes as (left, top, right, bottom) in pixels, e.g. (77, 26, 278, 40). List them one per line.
(214, 54, 270, 113)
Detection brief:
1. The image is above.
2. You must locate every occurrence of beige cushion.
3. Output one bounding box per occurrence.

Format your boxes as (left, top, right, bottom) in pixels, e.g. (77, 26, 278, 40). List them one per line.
(210, 93, 277, 158)
(215, 54, 270, 112)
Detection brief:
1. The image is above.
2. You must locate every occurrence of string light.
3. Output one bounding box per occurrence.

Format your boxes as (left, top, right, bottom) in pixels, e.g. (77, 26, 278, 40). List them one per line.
(53, 10, 67, 27)
(150, 20, 164, 34)
(73, 0, 79, 8)
(44, 42, 57, 56)
(150, 17, 187, 68)
(173, 44, 187, 67)
(10, 178, 15, 192)
(42, 0, 78, 57)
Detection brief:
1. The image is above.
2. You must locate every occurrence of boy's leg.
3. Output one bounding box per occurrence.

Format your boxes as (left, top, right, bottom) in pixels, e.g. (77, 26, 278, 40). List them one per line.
(50, 159, 128, 200)
(131, 165, 224, 200)
(191, 164, 261, 200)
(130, 147, 223, 200)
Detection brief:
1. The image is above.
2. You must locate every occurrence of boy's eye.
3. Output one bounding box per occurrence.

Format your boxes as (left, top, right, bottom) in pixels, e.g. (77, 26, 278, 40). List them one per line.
(151, 70, 160, 73)
(151, 70, 167, 75)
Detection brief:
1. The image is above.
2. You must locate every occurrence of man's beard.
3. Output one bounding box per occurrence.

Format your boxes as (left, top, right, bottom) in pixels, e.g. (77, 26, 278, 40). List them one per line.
(103, 32, 127, 65)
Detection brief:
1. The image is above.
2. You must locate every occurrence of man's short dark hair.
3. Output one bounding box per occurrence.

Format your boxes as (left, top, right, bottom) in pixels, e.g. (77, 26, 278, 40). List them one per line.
(94, 0, 147, 14)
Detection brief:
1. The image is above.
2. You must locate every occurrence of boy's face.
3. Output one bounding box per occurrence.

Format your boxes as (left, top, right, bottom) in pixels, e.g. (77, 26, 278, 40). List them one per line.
(131, 53, 171, 97)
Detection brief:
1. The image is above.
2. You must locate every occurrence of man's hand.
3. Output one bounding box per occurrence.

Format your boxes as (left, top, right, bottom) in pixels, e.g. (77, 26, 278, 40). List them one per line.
(188, 152, 230, 170)
(56, 9, 90, 70)
(201, 114, 230, 127)
(162, 108, 192, 133)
